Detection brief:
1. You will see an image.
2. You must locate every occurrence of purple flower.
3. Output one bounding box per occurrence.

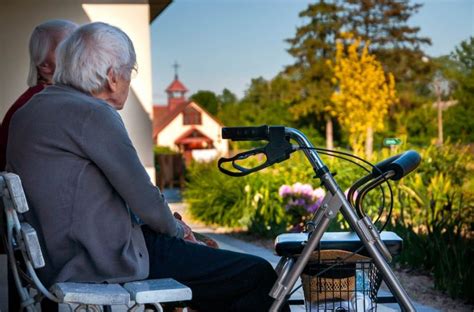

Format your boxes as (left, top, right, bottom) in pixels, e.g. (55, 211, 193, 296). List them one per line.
(279, 184, 292, 197)
(313, 188, 325, 199)
(307, 203, 319, 213)
(295, 198, 306, 206)
(299, 184, 313, 196)
(280, 182, 328, 230)
(307, 197, 324, 213)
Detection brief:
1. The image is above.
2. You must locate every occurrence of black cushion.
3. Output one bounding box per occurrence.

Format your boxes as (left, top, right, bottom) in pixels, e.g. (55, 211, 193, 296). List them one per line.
(274, 231, 403, 257)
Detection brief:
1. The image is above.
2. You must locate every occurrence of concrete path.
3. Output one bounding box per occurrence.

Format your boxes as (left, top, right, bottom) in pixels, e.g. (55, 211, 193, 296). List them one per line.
(168, 200, 440, 312)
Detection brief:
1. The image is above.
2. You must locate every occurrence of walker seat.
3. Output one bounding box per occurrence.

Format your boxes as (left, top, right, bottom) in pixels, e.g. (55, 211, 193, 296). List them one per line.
(274, 231, 403, 258)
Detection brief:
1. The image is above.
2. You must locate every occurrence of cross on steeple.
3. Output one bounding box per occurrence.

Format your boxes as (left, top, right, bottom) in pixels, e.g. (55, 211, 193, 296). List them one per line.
(173, 61, 180, 80)
(166, 63, 188, 109)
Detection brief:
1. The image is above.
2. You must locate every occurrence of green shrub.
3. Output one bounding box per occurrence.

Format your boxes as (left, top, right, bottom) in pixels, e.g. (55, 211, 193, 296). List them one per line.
(183, 161, 250, 228)
(389, 143, 474, 301)
(184, 143, 473, 301)
(184, 152, 369, 236)
(154, 145, 179, 155)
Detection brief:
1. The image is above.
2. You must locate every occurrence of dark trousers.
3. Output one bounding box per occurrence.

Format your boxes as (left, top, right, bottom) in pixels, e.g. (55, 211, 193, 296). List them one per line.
(142, 226, 289, 312)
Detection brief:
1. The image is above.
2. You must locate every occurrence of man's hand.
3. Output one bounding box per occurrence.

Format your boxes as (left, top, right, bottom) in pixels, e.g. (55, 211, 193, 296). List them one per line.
(173, 212, 203, 244)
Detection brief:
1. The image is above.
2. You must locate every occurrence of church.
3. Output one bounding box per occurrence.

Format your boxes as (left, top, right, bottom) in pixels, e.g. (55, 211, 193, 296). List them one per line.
(153, 73, 229, 164)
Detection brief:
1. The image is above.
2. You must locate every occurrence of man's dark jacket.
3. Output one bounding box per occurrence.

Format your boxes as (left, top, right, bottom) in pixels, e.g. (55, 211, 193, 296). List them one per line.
(7, 84, 183, 287)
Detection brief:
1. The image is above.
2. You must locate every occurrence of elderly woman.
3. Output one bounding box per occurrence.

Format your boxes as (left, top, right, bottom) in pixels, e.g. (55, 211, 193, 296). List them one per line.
(0, 19, 77, 170)
(7, 22, 287, 311)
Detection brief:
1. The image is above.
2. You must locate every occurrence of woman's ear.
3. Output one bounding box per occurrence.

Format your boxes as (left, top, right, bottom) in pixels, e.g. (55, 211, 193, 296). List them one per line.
(106, 68, 118, 93)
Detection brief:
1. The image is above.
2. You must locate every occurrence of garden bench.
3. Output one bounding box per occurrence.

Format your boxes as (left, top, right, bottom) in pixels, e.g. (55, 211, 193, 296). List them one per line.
(0, 172, 192, 311)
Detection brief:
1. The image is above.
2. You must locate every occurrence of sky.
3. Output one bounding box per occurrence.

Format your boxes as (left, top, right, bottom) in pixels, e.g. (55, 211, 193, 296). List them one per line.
(150, 0, 474, 104)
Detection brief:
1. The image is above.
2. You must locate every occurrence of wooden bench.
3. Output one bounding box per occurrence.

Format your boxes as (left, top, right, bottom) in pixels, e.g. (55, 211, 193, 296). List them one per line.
(0, 172, 192, 311)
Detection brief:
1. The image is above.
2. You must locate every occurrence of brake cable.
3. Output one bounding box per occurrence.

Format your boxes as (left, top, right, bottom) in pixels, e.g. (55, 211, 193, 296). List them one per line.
(296, 147, 393, 231)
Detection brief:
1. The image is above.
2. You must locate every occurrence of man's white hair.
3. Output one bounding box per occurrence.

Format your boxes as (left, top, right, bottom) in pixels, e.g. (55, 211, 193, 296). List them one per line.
(53, 22, 137, 94)
(27, 19, 77, 87)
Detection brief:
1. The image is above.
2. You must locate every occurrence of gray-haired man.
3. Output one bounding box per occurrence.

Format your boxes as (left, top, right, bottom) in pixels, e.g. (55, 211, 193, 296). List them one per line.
(7, 22, 288, 311)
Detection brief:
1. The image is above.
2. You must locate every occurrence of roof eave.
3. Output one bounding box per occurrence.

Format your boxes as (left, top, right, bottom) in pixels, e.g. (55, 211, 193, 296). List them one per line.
(149, 0, 172, 23)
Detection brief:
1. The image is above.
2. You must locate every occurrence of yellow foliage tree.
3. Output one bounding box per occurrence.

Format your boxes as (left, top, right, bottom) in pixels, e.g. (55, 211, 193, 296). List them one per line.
(330, 34, 397, 157)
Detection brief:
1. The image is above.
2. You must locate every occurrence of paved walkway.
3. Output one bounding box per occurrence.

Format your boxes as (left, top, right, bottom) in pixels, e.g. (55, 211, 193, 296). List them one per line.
(168, 198, 440, 312)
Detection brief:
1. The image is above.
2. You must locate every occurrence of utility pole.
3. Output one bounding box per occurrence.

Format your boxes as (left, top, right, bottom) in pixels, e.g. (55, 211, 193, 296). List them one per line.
(435, 83, 443, 146)
(431, 71, 449, 146)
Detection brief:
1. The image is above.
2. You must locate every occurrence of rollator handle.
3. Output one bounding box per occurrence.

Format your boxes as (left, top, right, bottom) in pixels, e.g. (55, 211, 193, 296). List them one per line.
(372, 150, 421, 181)
(218, 126, 294, 177)
(222, 125, 270, 141)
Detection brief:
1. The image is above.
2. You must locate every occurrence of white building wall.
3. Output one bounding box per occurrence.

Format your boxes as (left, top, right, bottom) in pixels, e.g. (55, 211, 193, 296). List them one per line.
(156, 102, 229, 158)
(157, 113, 185, 149)
(198, 106, 228, 155)
(0, 0, 155, 181)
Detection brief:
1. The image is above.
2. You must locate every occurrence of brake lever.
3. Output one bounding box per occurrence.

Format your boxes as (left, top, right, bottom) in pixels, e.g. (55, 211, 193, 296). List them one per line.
(218, 126, 295, 177)
(218, 147, 268, 177)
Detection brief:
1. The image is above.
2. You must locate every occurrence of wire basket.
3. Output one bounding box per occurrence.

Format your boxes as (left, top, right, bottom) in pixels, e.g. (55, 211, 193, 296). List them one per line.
(301, 250, 381, 312)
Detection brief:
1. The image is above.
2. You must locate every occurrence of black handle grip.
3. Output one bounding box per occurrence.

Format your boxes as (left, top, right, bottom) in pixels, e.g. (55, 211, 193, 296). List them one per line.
(222, 126, 270, 141)
(373, 150, 421, 180)
(372, 154, 402, 174)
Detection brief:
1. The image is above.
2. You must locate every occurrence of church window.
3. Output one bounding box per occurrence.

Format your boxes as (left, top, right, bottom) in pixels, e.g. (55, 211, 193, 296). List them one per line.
(183, 106, 202, 125)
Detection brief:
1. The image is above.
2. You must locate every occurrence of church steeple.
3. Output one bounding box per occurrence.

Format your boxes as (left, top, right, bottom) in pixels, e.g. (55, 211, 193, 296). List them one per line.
(166, 61, 188, 110)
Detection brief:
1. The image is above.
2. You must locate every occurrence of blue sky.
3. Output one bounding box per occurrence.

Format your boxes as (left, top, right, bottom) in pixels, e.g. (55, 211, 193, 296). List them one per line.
(151, 0, 474, 104)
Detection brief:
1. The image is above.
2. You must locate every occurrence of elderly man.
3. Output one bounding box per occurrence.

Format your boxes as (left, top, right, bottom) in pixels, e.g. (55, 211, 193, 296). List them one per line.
(7, 22, 286, 311)
(0, 19, 77, 170)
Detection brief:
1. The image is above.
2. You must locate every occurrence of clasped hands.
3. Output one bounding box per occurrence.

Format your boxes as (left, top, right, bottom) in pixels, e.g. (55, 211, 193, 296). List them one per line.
(173, 212, 204, 245)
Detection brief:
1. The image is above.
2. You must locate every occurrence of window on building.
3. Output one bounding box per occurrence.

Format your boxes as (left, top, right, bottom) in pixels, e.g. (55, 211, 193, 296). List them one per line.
(183, 106, 202, 125)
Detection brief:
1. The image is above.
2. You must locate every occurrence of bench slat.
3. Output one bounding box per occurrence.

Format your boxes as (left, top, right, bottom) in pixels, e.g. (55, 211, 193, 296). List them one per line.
(20, 222, 45, 268)
(124, 278, 192, 304)
(51, 283, 130, 305)
(4, 173, 29, 213)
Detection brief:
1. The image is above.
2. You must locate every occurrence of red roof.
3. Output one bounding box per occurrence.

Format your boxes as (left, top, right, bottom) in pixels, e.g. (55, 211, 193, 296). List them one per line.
(153, 106, 168, 125)
(153, 101, 189, 139)
(166, 78, 188, 92)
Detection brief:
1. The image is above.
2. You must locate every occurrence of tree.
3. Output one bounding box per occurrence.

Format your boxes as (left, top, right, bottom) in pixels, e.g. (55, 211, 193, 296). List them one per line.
(286, 0, 431, 149)
(217, 76, 295, 135)
(218, 88, 238, 107)
(330, 35, 397, 157)
(343, 0, 433, 140)
(215, 89, 238, 124)
(444, 37, 474, 143)
(190, 90, 219, 115)
(285, 0, 344, 149)
(239, 76, 294, 126)
(344, 0, 430, 49)
(452, 36, 474, 71)
(343, 0, 431, 78)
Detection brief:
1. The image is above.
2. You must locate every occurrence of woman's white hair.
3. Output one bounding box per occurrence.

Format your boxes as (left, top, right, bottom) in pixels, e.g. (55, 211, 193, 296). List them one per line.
(27, 19, 77, 87)
(53, 22, 137, 94)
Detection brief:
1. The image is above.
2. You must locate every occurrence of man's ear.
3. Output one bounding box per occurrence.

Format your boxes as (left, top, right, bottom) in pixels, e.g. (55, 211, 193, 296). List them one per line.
(106, 68, 118, 93)
(38, 62, 54, 76)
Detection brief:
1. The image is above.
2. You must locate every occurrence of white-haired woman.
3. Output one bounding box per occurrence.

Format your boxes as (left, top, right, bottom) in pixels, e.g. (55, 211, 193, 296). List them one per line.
(8, 22, 288, 312)
(0, 19, 77, 170)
